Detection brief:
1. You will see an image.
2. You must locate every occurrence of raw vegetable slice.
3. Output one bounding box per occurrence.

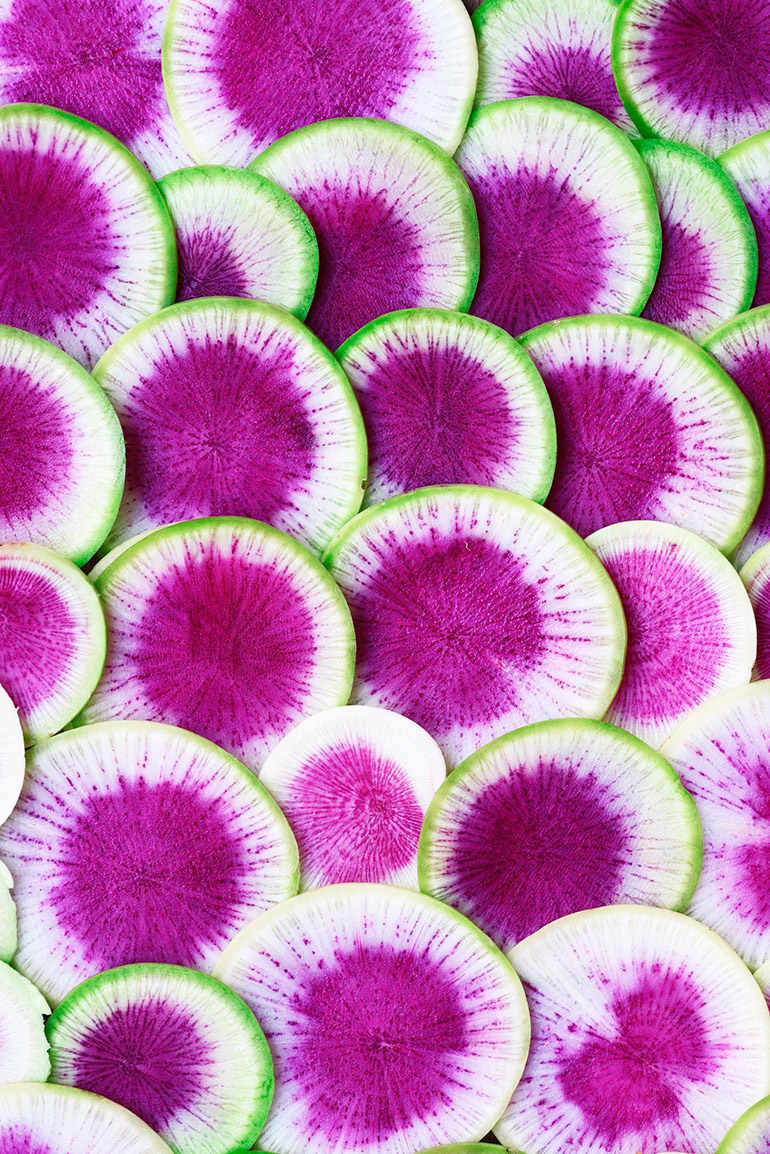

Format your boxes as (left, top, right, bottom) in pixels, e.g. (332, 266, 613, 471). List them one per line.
(474, 0, 635, 133)
(0, 327, 124, 565)
(0, 720, 299, 1005)
(587, 521, 755, 747)
(336, 309, 555, 507)
(418, 1148, 502, 1153)
(0, 861, 16, 961)
(163, 0, 477, 165)
(720, 135, 770, 310)
(259, 705, 446, 889)
(47, 963, 273, 1154)
(158, 167, 318, 314)
(0, 1083, 174, 1153)
(717, 1097, 770, 1154)
(0, 961, 49, 1083)
(454, 97, 660, 337)
(92, 301, 366, 555)
(214, 884, 530, 1154)
(0, 686, 25, 828)
(740, 544, 770, 678)
(497, 906, 770, 1154)
(250, 118, 479, 351)
(0, 544, 106, 745)
(323, 485, 625, 769)
(419, 718, 701, 953)
(637, 139, 757, 341)
(520, 315, 763, 552)
(613, 0, 770, 157)
(0, 104, 176, 369)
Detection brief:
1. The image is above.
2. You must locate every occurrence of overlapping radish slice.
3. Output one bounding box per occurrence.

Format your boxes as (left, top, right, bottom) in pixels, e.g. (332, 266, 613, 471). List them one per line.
(716, 1096, 770, 1154)
(740, 544, 770, 678)
(719, 134, 770, 309)
(0, 861, 17, 961)
(0, 961, 49, 1084)
(0, 688, 25, 828)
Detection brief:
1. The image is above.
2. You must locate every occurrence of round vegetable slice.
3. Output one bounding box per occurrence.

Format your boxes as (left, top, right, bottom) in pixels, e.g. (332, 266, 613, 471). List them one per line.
(259, 705, 446, 889)
(163, 0, 477, 165)
(588, 521, 755, 747)
(79, 518, 355, 771)
(92, 301, 366, 555)
(214, 884, 530, 1154)
(0, 861, 17, 961)
(0, 961, 49, 1084)
(0, 720, 299, 1004)
(496, 905, 770, 1154)
(158, 167, 318, 315)
(717, 1097, 770, 1154)
(250, 118, 479, 351)
(454, 97, 660, 337)
(0, 104, 176, 369)
(521, 315, 764, 552)
(419, 718, 701, 953)
(740, 544, 770, 678)
(719, 134, 770, 309)
(47, 963, 273, 1154)
(0, 687, 25, 828)
(323, 485, 625, 769)
(336, 309, 555, 507)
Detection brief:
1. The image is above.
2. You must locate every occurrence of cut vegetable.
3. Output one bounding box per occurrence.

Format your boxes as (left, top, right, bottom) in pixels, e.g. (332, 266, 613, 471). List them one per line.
(336, 309, 555, 506)
(259, 705, 446, 889)
(0, 720, 299, 1004)
(48, 963, 273, 1154)
(214, 884, 530, 1154)
(587, 521, 755, 747)
(0, 687, 25, 828)
(79, 518, 355, 771)
(0, 1083, 174, 1153)
(497, 905, 770, 1154)
(719, 134, 770, 309)
(250, 118, 479, 351)
(419, 718, 701, 953)
(717, 1096, 770, 1154)
(92, 300, 366, 555)
(158, 167, 318, 314)
(740, 544, 770, 678)
(454, 97, 660, 336)
(0, 104, 176, 369)
(637, 139, 757, 341)
(163, 0, 477, 164)
(0, 861, 16, 961)
(521, 315, 763, 552)
(323, 485, 625, 769)
(0, 961, 49, 1084)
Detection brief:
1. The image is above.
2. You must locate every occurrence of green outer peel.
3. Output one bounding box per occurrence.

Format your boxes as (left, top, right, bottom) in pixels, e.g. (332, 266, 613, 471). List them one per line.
(716, 1095, 770, 1154)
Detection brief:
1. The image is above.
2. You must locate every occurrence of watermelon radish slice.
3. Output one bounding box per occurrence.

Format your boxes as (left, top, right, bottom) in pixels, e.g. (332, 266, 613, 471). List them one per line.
(0, 0, 193, 178)
(158, 167, 318, 314)
(0, 861, 17, 962)
(336, 309, 555, 507)
(613, 0, 770, 157)
(0, 687, 25, 828)
(323, 485, 625, 769)
(214, 884, 530, 1154)
(0, 720, 299, 1005)
(473, 0, 636, 133)
(163, 0, 477, 166)
(259, 705, 446, 890)
(419, 718, 702, 953)
(720, 135, 770, 309)
(740, 545, 770, 679)
(637, 139, 758, 340)
(249, 118, 479, 351)
(716, 1097, 770, 1154)
(0, 544, 106, 746)
(0, 961, 49, 1084)
(587, 521, 756, 748)
(454, 97, 660, 337)
(0, 327, 124, 565)
(497, 905, 770, 1154)
(0, 104, 176, 369)
(47, 963, 273, 1154)
(520, 315, 764, 552)
(91, 300, 366, 555)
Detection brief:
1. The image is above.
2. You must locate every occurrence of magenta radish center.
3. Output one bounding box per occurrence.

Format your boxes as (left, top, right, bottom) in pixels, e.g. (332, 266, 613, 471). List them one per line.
(0, 1136, 55, 1154)
(641, 221, 714, 327)
(175, 227, 250, 302)
(505, 43, 625, 128)
(0, 363, 74, 521)
(0, 564, 77, 714)
(751, 576, 770, 678)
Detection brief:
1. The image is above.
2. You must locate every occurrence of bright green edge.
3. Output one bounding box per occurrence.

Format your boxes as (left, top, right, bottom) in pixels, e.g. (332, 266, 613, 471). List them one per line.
(611, 0, 666, 140)
(520, 314, 766, 555)
(739, 539, 770, 586)
(418, 717, 702, 914)
(249, 117, 481, 312)
(46, 961, 274, 1148)
(335, 308, 557, 505)
(719, 129, 770, 173)
(418, 1147, 514, 1153)
(157, 166, 320, 321)
(716, 1095, 770, 1154)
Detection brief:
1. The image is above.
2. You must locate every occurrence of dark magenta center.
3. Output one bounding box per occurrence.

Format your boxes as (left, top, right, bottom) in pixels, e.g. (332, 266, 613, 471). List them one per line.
(506, 42, 627, 129)
(0, 364, 74, 524)
(0, 564, 77, 715)
(175, 226, 250, 302)
(642, 220, 714, 328)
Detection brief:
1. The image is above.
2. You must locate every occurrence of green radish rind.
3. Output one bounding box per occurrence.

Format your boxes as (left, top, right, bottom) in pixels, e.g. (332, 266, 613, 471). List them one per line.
(716, 1095, 770, 1154)
(0, 1082, 175, 1152)
(0, 960, 50, 1084)
(0, 685, 25, 830)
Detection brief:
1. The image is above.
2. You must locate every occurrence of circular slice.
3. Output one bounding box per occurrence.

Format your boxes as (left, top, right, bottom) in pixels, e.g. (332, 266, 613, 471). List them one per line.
(0, 687, 25, 829)
(454, 97, 660, 337)
(79, 518, 354, 772)
(323, 485, 625, 769)
(717, 1096, 770, 1154)
(214, 884, 530, 1154)
(259, 705, 446, 890)
(0, 960, 49, 1084)
(158, 166, 318, 315)
(337, 309, 555, 506)
(0, 104, 175, 369)
(740, 544, 770, 678)
(720, 134, 770, 309)
(497, 905, 770, 1154)
(92, 300, 366, 555)
(588, 521, 756, 747)
(419, 718, 701, 953)
(250, 118, 479, 351)
(521, 315, 763, 552)
(47, 963, 273, 1154)
(0, 720, 299, 1004)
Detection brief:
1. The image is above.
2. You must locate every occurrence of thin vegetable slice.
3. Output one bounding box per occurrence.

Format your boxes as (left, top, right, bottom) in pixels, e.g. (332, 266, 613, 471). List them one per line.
(0, 687, 25, 828)
(719, 134, 770, 309)
(0, 961, 49, 1084)
(740, 544, 770, 678)
(0, 861, 17, 961)
(716, 1097, 770, 1154)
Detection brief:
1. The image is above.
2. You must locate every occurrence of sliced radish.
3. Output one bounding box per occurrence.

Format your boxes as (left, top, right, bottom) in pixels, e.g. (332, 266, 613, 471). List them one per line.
(0, 861, 17, 961)
(716, 1096, 770, 1154)
(0, 961, 49, 1084)
(719, 134, 770, 309)
(0, 687, 25, 828)
(740, 544, 770, 678)
(0, 1083, 174, 1153)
